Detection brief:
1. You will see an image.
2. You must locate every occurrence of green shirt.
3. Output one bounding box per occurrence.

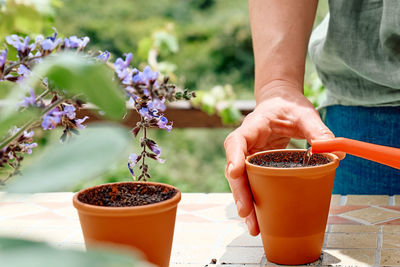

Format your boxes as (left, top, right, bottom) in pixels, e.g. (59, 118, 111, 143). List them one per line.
(309, 0, 400, 107)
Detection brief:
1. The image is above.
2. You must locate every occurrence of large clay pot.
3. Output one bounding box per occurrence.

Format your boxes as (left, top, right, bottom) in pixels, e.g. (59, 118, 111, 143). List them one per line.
(73, 181, 181, 267)
(245, 149, 339, 265)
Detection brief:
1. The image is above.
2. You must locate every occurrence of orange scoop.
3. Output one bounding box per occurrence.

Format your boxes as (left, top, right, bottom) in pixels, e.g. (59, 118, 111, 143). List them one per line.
(311, 137, 400, 170)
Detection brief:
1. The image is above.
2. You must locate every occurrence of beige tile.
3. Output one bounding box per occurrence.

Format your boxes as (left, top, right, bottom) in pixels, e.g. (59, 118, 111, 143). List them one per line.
(195, 205, 239, 221)
(0, 203, 45, 217)
(395, 195, 400, 206)
(54, 207, 80, 220)
(326, 233, 377, 248)
(383, 225, 400, 233)
(382, 234, 400, 249)
(330, 195, 341, 206)
(221, 224, 263, 247)
(0, 218, 39, 228)
(29, 192, 74, 202)
(380, 249, 400, 266)
(322, 249, 375, 266)
(21, 228, 72, 244)
(344, 207, 400, 224)
(213, 247, 264, 264)
(179, 193, 207, 204)
(173, 227, 224, 246)
(346, 195, 388, 205)
(203, 193, 235, 205)
(170, 246, 214, 264)
(330, 225, 379, 233)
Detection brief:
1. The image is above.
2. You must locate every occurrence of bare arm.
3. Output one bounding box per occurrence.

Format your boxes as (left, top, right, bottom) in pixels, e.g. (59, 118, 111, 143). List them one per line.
(224, 1, 340, 236)
(250, 0, 318, 100)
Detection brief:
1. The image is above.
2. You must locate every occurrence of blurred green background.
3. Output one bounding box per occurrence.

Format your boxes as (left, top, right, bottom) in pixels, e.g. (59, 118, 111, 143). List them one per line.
(0, 0, 328, 192)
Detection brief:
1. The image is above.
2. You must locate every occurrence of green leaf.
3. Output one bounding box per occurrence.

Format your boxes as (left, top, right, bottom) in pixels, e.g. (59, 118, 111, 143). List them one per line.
(13, 4, 43, 33)
(137, 37, 152, 61)
(219, 106, 242, 125)
(0, 108, 40, 147)
(5, 124, 131, 193)
(32, 52, 126, 120)
(0, 237, 150, 267)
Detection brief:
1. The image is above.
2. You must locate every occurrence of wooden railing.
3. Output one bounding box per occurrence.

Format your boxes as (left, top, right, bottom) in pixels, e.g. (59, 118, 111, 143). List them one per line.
(77, 100, 256, 128)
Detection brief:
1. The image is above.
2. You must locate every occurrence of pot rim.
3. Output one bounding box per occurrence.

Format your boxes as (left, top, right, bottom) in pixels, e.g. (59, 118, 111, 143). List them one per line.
(73, 181, 181, 216)
(245, 149, 339, 176)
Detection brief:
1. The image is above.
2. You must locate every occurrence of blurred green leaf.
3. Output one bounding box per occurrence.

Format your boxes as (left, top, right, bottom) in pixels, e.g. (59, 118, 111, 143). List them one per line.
(0, 108, 40, 145)
(137, 37, 152, 61)
(219, 106, 242, 125)
(33, 53, 126, 120)
(153, 31, 179, 56)
(13, 4, 43, 33)
(6, 124, 131, 193)
(0, 237, 150, 267)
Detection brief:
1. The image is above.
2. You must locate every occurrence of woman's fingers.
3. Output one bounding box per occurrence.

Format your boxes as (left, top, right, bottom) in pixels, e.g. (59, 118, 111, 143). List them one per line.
(245, 208, 260, 236)
(228, 175, 254, 218)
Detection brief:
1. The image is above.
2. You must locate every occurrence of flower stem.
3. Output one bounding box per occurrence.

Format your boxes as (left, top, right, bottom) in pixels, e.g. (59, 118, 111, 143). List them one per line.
(139, 126, 147, 181)
(0, 97, 66, 150)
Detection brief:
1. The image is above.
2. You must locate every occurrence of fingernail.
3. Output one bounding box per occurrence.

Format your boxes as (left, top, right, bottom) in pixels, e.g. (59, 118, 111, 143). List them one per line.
(235, 200, 244, 216)
(226, 163, 233, 178)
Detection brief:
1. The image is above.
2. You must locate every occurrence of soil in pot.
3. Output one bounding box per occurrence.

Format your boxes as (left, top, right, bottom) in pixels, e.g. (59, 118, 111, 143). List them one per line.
(78, 183, 178, 207)
(249, 149, 331, 168)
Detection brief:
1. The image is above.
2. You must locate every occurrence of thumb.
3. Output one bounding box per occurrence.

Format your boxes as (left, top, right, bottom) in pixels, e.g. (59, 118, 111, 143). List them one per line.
(297, 109, 346, 160)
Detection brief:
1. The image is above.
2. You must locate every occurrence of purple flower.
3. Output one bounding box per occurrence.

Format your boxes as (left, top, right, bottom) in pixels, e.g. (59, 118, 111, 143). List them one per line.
(127, 153, 139, 178)
(23, 130, 34, 138)
(132, 66, 159, 86)
(19, 88, 36, 108)
(149, 143, 161, 155)
(6, 35, 34, 54)
(98, 51, 110, 62)
(75, 116, 89, 129)
(148, 98, 166, 112)
(129, 153, 138, 166)
(17, 65, 31, 82)
(0, 49, 7, 70)
(114, 53, 133, 80)
(64, 36, 90, 49)
(22, 143, 37, 154)
(41, 38, 62, 51)
(139, 107, 153, 120)
(63, 105, 76, 120)
(157, 116, 172, 132)
(143, 66, 158, 82)
(41, 107, 63, 130)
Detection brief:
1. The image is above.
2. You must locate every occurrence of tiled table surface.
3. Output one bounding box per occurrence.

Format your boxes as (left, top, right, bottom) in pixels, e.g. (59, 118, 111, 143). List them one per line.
(0, 192, 400, 267)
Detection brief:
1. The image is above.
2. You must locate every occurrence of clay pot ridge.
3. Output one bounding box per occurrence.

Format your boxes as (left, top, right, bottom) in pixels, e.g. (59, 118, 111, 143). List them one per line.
(246, 149, 339, 176)
(73, 181, 181, 216)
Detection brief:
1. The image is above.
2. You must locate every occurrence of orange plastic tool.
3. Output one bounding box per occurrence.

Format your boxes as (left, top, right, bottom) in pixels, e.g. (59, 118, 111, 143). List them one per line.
(311, 137, 400, 170)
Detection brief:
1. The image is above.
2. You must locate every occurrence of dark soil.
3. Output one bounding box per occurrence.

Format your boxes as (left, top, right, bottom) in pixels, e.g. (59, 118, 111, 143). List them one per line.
(78, 183, 178, 207)
(249, 151, 331, 168)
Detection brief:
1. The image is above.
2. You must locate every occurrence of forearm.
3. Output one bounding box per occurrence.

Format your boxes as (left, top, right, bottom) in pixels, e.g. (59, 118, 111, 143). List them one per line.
(249, 0, 318, 102)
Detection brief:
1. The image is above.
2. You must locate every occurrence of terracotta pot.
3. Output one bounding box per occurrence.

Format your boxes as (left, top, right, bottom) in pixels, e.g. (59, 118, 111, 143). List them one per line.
(73, 181, 181, 267)
(245, 149, 339, 265)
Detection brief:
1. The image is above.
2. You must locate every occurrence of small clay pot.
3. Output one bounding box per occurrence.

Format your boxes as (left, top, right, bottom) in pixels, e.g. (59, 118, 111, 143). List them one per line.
(245, 149, 339, 265)
(73, 181, 181, 267)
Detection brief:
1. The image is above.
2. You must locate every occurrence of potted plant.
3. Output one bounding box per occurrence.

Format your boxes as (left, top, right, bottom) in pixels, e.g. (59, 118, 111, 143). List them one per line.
(72, 55, 194, 267)
(245, 149, 339, 265)
(0, 31, 194, 267)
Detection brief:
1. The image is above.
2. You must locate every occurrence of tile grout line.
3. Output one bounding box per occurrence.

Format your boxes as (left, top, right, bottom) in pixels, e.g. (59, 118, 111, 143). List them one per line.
(259, 254, 267, 267)
(388, 196, 395, 206)
(374, 226, 383, 267)
(339, 195, 347, 206)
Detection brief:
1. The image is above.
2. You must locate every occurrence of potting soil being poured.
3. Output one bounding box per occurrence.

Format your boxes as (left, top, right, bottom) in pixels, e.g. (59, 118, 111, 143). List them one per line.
(249, 150, 330, 168)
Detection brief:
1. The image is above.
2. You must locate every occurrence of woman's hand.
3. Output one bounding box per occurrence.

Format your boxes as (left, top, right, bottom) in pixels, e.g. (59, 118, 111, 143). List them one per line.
(224, 82, 338, 236)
